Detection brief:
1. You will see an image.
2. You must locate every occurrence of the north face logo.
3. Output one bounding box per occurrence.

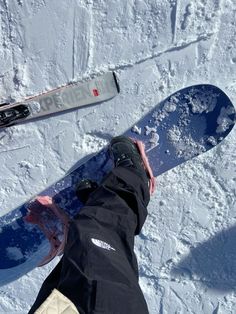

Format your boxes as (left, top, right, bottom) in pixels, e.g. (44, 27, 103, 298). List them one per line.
(91, 238, 116, 251)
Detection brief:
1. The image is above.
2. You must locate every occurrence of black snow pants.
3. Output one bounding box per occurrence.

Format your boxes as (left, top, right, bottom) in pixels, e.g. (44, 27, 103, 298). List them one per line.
(29, 166, 150, 314)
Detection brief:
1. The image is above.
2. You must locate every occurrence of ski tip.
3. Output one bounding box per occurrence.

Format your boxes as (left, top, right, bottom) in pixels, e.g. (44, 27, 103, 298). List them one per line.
(112, 72, 120, 94)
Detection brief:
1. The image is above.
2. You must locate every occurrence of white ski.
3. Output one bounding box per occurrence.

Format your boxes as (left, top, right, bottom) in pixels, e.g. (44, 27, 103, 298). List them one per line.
(0, 72, 119, 128)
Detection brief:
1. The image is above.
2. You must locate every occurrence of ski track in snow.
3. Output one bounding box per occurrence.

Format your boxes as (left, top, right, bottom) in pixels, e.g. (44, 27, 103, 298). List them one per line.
(1, 0, 236, 313)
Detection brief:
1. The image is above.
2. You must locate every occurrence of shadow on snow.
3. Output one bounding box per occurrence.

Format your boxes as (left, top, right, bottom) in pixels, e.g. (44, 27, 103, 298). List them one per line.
(171, 224, 236, 292)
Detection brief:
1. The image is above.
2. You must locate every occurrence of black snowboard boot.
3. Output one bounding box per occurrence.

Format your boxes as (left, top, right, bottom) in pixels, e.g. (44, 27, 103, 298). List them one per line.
(109, 136, 149, 185)
(75, 179, 98, 203)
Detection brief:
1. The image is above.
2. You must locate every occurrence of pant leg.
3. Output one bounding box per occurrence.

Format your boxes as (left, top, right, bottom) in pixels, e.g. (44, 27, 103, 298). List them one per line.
(28, 260, 63, 313)
(29, 166, 150, 314)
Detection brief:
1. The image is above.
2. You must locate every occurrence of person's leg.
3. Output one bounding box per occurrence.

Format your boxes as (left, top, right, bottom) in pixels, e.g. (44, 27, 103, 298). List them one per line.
(57, 166, 150, 313)
(29, 137, 152, 314)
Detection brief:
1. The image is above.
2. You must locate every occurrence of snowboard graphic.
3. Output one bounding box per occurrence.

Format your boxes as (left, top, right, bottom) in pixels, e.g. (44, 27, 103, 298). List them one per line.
(0, 84, 235, 286)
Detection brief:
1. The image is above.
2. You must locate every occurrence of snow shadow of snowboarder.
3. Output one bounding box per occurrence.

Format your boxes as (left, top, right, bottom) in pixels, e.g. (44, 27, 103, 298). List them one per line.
(171, 225, 236, 292)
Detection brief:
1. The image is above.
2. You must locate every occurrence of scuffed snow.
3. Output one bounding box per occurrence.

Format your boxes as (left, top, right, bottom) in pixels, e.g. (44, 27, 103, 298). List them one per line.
(186, 88, 219, 114)
(152, 96, 178, 125)
(0, 0, 236, 313)
(167, 125, 206, 160)
(216, 106, 235, 133)
(132, 125, 142, 135)
(146, 132, 160, 152)
(6, 247, 24, 261)
(207, 136, 218, 146)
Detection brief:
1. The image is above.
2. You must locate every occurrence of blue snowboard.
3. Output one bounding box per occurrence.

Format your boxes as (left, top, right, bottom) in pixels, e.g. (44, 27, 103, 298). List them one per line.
(0, 84, 235, 286)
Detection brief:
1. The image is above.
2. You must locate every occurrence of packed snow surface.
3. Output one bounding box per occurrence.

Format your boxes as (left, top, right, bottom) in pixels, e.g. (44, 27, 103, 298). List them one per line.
(0, 0, 236, 313)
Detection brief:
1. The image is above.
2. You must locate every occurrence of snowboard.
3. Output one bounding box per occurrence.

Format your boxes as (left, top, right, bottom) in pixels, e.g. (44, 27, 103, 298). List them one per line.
(0, 84, 235, 286)
(0, 72, 119, 128)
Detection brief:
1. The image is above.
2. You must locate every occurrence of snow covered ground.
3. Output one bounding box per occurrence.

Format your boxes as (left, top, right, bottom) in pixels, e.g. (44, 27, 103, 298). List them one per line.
(0, 0, 236, 313)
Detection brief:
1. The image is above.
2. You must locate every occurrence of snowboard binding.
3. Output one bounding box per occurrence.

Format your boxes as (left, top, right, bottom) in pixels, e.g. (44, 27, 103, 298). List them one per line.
(25, 196, 70, 266)
(109, 136, 156, 194)
(75, 179, 98, 203)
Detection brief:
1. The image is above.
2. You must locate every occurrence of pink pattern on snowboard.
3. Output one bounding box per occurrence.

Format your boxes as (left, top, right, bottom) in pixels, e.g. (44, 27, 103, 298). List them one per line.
(25, 196, 69, 266)
(132, 139, 156, 194)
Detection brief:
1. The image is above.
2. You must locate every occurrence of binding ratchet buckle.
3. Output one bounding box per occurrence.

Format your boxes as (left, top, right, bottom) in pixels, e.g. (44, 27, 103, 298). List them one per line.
(0, 104, 30, 127)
